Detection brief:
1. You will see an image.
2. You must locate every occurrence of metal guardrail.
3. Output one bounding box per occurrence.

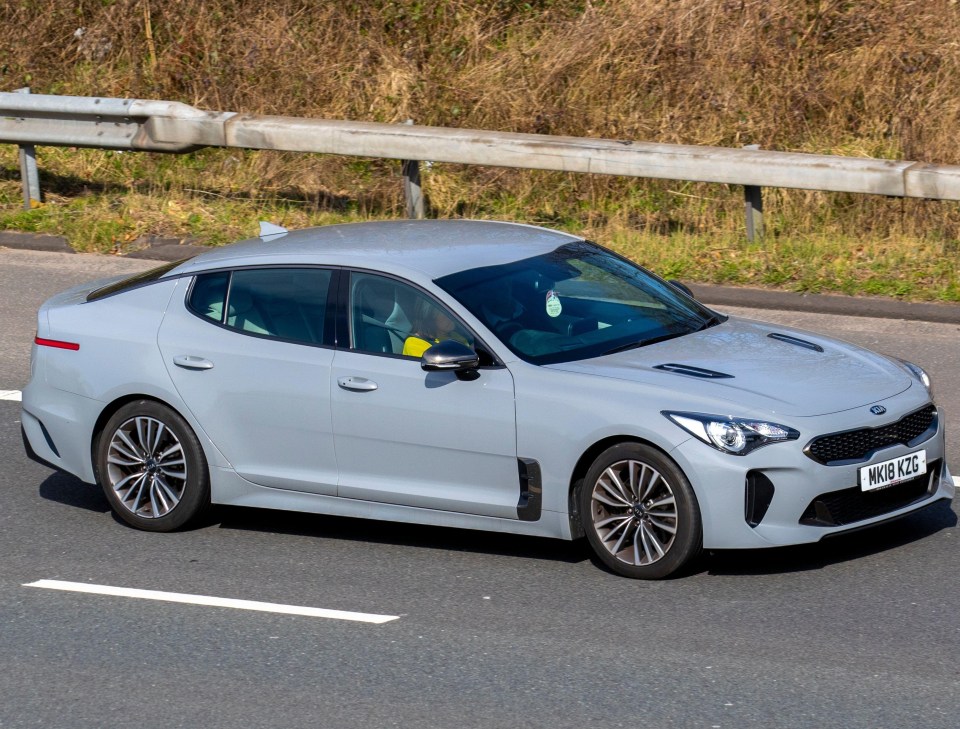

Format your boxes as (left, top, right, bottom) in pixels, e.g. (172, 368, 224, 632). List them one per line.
(4, 90, 960, 239)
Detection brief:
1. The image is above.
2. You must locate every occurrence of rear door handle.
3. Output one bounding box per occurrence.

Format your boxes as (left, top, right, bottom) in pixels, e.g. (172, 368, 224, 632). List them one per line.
(173, 355, 215, 370)
(337, 376, 378, 392)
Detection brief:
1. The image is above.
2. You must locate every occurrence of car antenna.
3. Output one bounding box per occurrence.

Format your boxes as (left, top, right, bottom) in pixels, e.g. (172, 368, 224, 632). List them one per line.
(258, 221, 288, 240)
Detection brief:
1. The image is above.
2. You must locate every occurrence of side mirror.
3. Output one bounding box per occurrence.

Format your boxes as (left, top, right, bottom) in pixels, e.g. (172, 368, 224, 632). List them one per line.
(668, 279, 695, 299)
(421, 340, 480, 372)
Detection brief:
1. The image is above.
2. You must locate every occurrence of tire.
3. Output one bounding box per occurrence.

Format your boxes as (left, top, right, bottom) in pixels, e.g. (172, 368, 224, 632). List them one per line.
(579, 442, 702, 579)
(95, 400, 210, 532)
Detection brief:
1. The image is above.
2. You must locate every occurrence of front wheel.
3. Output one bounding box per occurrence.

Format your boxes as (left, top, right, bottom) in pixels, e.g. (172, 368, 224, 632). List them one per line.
(95, 400, 210, 532)
(580, 443, 702, 579)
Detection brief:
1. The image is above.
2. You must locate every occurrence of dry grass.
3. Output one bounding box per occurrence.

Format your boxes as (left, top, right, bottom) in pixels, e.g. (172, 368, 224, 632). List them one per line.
(1, 1, 960, 299)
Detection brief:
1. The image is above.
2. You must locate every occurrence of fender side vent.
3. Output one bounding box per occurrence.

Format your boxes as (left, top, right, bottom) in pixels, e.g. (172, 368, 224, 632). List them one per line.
(517, 458, 543, 522)
(767, 332, 824, 352)
(653, 363, 734, 379)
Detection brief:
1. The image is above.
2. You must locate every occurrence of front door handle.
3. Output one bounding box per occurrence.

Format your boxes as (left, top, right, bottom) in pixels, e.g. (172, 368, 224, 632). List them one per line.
(337, 376, 378, 392)
(173, 355, 215, 370)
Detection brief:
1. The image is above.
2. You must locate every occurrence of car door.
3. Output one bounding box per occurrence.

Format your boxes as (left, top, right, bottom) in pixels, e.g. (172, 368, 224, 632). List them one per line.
(157, 267, 339, 495)
(330, 271, 521, 519)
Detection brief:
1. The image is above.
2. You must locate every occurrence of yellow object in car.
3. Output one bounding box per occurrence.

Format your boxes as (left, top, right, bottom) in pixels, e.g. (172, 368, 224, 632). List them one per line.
(402, 336, 435, 358)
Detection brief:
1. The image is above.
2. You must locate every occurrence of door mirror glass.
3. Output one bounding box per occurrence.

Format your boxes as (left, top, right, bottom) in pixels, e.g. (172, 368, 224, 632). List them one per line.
(421, 340, 480, 372)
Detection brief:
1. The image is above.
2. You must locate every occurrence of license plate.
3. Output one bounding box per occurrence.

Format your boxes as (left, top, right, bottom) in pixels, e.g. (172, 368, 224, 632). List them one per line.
(859, 450, 927, 492)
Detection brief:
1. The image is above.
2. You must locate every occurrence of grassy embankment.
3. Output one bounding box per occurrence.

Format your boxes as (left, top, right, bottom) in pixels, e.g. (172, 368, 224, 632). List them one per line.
(1, 0, 959, 301)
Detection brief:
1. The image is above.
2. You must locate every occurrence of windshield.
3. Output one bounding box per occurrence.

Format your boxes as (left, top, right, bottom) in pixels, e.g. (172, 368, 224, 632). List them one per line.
(435, 241, 723, 365)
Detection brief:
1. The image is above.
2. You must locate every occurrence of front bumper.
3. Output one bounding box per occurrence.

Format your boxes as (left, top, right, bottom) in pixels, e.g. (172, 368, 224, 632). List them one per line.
(672, 402, 953, 550)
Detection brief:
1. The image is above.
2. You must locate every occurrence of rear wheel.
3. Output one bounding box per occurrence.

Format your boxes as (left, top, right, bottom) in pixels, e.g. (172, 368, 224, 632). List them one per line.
(95, 400, 210, 531)
(580, 442, 701, 579)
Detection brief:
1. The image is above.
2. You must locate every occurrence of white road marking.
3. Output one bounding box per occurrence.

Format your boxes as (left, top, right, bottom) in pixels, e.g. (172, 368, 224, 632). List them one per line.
(23, 580, 399, 624)
(0, 390, 22, 401)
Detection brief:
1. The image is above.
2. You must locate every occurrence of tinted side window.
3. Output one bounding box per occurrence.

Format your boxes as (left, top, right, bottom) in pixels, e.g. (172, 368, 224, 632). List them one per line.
(349, 272, 473, 357)
(188, 268, 332, 346)
(188, 272, 230, 322)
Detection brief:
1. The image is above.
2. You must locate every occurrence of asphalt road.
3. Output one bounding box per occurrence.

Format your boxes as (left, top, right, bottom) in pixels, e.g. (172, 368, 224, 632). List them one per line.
(1, 248, 958, 728)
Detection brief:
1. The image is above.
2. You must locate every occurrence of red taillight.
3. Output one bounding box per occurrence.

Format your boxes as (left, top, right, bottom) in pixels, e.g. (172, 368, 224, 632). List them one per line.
(35, 336, 80, 351)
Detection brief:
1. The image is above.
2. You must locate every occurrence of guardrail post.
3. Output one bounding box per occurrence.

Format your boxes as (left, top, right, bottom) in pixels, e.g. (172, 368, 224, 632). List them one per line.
(14, 88, 42, 209)
(743, 144, 763, 241)
(401, 119, 425, 219)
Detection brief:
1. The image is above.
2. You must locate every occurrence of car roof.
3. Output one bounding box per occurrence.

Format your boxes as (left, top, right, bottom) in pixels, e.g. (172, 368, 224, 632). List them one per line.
(170, 220, 583, 280)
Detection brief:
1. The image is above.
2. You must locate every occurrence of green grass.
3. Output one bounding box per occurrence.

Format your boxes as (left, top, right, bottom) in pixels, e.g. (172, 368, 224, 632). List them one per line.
(2, 2, 960, 302)
(1, 146, 958, 302)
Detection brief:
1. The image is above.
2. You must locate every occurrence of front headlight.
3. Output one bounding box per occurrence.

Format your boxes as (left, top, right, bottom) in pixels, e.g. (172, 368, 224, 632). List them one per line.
(663, 411, 800, 456)
(897, 358, 933, 398)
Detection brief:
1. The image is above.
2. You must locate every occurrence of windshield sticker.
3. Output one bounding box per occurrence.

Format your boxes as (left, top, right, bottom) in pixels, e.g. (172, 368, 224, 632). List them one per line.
(545, 290, 562, 318)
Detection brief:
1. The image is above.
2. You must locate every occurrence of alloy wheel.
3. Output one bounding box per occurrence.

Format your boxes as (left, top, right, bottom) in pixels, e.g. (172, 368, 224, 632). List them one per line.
(590, 459, 679, 566)
(105, 416, 188, 519)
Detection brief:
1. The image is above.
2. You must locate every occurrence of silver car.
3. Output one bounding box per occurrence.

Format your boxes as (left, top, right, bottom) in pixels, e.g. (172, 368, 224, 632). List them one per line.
(21, 220, 955, 578)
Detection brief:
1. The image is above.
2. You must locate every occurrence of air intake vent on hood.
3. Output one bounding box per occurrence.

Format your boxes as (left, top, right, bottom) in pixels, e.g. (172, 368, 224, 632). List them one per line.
(653, 363, 734, 379)
(767, 332, 824, 352)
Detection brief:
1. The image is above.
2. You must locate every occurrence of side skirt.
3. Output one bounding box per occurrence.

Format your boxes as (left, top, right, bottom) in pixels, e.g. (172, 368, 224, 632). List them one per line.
(209, 467, 575, 540)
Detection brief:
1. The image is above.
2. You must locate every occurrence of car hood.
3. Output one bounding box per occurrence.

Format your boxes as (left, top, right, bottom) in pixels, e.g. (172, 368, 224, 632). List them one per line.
(546, 316, 913, 417)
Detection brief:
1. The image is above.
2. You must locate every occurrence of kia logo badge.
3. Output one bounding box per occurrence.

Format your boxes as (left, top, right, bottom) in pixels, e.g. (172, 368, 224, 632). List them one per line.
(870, 405, 887, 415)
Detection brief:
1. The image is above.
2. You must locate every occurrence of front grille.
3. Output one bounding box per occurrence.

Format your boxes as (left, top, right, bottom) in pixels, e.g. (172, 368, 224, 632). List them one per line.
(805, 404, 937, 465)
(799, 460, 939, 527)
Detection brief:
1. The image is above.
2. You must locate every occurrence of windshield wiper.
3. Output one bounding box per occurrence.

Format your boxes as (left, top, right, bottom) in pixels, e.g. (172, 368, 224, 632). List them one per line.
(602, 340, 648, 355)
(601, 332, 680, 355)
(695, 311, 726, 331)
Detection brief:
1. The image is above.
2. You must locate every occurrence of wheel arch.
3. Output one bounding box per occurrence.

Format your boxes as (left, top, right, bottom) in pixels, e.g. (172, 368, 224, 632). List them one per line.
(568, 435, 679, 534)
(91, 394, 213, 531)
(571, 435, 704, 578)
(91, 391, 230, 478)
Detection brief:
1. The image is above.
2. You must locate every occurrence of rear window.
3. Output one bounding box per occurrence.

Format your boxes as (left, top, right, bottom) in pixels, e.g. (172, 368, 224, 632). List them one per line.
(86, 258, 192, 302)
